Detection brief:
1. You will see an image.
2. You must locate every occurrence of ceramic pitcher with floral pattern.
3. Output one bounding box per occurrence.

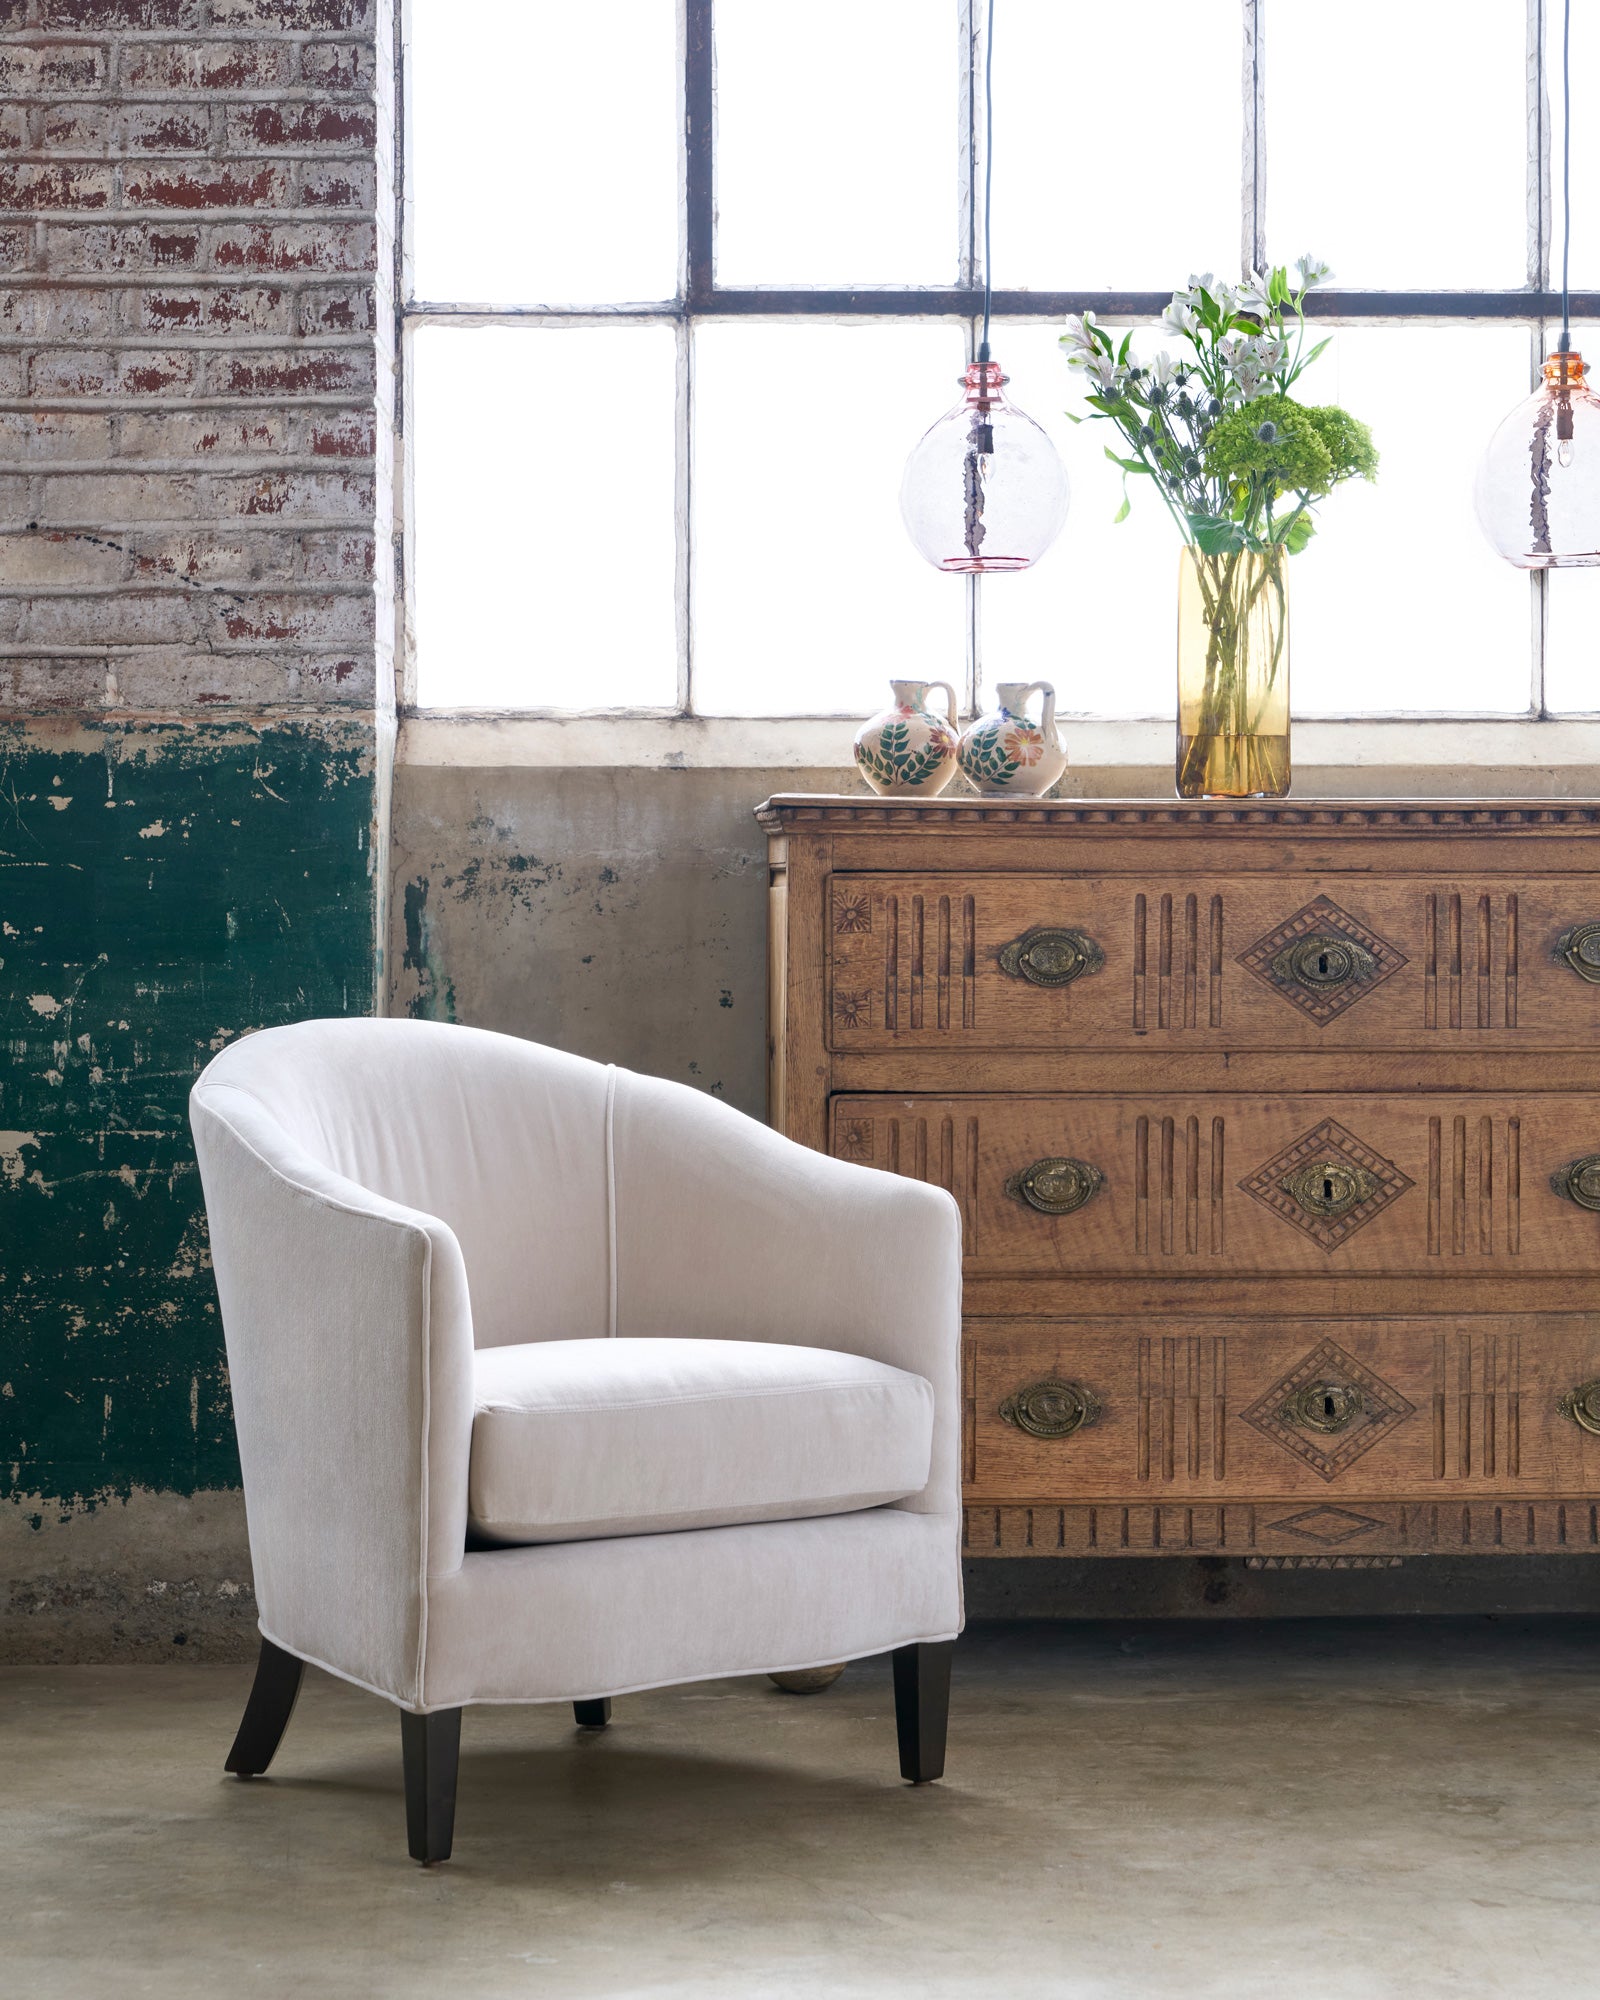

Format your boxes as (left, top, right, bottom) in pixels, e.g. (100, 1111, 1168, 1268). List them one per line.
(853, 679, 961, 796)
(957, 681, 1067, 795)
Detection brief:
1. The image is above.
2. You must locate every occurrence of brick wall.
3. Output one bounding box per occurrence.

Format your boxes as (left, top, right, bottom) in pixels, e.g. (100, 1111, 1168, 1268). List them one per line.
(0, 0, 391, 1658)
(0, 0, 390, 715)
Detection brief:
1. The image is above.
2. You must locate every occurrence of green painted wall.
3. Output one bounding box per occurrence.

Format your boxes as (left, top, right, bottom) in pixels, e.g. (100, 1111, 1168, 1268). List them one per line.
(1, 718, 376, 1516)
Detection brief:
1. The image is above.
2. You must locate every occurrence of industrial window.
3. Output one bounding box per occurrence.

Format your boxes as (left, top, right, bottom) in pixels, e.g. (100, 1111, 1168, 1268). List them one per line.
(402, 0, 1600, 722)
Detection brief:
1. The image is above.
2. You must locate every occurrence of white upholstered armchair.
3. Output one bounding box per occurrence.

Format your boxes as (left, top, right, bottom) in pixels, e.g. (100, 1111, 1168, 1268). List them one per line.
(190, 1018, 963, 1862)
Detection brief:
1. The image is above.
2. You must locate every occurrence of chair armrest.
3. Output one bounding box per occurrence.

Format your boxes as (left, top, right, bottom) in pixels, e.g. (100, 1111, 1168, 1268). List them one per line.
(611, 1074, 963, 1515)
(190, 1082, 475, 1706)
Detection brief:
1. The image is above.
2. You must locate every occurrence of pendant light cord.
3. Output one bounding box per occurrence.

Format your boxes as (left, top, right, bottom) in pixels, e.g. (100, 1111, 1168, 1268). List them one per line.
(1560, 0, 1572, 352)
(968, 0, 992, 368)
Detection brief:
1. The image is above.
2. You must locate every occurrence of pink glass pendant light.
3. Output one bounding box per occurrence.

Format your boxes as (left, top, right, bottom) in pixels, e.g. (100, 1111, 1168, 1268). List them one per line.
(899, 0, 1068, 575)
(1476, 0, 1600, 568)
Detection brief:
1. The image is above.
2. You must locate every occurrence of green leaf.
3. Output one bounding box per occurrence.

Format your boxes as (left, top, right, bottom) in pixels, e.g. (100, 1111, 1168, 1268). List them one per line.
(1117, 330, 1133, 364)
(1278, 512, 1316, 554)
(1103, 445, 1150, 475)
(1063, 410, 1083, 425)
(1301, 336, 1332, 370)
(1185, 511, 1248, 555)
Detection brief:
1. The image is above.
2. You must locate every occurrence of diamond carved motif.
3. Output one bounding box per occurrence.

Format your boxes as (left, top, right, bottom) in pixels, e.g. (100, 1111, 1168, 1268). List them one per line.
(1238, 1118, 1414, 1251)
(1236, 894, 1407, 1025)
(1265, 1507, 1387, 1545)
(1240, 1338, 1416, 1481)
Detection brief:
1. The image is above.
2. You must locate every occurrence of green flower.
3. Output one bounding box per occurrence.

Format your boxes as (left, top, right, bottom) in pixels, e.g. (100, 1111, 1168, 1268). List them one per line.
(1204, 395, 1333, 495)
(1302, 403, 1378, 485)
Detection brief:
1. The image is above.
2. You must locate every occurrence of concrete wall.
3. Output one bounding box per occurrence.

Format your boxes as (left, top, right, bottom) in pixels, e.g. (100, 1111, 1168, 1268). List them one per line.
(0, 0, 390, 1660)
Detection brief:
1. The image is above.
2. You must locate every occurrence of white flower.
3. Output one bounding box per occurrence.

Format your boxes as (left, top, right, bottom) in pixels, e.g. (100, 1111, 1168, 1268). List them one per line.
(1236, 269, 1272, 318)
(1148, 350, 1177, 388)
(1186, 272, 1217, 300)
(1294, 253, 1332, 291)
(1069, 349, 1126, 392)
(1059, 310, 1100, 356)
(1160, 299, 1200, 339)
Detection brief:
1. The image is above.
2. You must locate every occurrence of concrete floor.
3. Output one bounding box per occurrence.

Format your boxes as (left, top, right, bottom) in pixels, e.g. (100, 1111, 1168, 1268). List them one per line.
(3, 1619, 1597, 2000)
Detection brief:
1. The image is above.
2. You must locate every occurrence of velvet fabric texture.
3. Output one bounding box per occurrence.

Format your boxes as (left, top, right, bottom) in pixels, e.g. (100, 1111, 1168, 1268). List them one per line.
(190, 1020, 963, 1711)
(469, 1336, 934, 1545)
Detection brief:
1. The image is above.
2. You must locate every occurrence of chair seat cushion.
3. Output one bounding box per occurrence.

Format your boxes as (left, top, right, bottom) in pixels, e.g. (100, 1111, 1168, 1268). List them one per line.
(468, 1337, 935, 1546)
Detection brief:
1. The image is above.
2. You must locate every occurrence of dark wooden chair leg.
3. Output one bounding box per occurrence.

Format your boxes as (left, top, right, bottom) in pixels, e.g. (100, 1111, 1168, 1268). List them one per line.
(225, 1637, 305, 1777)
(401, 1707, 462, 1865)
(892, 1641, 953, 1784)
(573, 1698, 611, 1728)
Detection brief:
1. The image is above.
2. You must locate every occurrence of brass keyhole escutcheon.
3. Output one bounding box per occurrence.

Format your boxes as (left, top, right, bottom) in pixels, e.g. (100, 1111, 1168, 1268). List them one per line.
(1556, 923, 1600, 984)
(1000, 1378, 1101, 1440)
(1279, 1157, 1379, 1219)
(1559, 1381, 1600, 1434)
(997, 926, 1105, 988)
(1005, 1156, 1105, 1216)
(1553, 1155, 1600, 1211)
(1271, 932, 1377, 991)
(1280, 1380, 1365, 1434)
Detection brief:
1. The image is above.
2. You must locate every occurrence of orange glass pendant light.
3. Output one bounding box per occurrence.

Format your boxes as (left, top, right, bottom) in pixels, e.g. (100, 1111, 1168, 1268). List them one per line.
(899, 0, 1068, 575)
(1476, 0, 1600, 568)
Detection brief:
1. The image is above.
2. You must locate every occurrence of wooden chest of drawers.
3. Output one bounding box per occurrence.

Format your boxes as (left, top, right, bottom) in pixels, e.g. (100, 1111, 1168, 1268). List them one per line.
(757, 794, 1600, 1564)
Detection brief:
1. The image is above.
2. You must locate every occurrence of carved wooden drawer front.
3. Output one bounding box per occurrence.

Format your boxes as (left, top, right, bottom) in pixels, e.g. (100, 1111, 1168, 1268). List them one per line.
(827, 872, 1600, 1050)
(766, 795, 1600, 1561)
(831, 1091, 1600, 1276)
(971, 1316, 1600, 1504)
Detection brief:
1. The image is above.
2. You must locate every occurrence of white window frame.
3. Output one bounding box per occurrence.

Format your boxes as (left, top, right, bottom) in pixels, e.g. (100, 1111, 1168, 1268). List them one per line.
(394, 0, 1600, 773)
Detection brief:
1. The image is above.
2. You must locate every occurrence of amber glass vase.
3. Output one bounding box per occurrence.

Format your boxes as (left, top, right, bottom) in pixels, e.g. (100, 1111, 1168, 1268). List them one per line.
(1175, 544, 1290, 799)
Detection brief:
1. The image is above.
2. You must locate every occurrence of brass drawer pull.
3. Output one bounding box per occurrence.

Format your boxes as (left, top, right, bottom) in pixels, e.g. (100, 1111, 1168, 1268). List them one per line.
(1000, 1378, 1101, 1439)
(1552, 1155, 1600, 1210)
(1279, 1156, 1379, 1219)
(1557, 923, 1600, 983)
(1270, 932, 1377, 992)
(1280, 1380, 1365, 1434)
(1005, 1156, 1104, 1215)
(998, 926, 1104, 988)
(1559, 1381, 1600, 1434)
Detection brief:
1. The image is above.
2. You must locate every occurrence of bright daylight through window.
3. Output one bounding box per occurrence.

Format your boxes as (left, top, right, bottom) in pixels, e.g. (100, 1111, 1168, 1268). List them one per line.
(405, 0, 1600, 721)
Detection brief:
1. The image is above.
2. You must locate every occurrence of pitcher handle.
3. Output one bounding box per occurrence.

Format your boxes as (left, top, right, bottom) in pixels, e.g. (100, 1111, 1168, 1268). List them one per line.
(928, 680, 960, 729)
(1021, 680, 1056, 735)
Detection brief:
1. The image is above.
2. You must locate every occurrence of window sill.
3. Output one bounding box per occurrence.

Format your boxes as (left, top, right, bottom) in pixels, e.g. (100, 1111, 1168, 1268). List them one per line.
(397, 711, 1600, 781)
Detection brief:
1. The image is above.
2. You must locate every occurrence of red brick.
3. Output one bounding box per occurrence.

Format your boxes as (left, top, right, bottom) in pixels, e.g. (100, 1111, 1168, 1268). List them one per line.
(208, 467, 373, 518)
(37, 104, 115, 155)
(0, 44, 108, 95)
(0, 226, 31, 271)
(297, 284, 373, 335)
(129, 531, 291, 584)
(212, 590, 371, 645)
(297, 161, 376, 211)
(117, 349, 199, 395)
(0, 526, 130, 586)
(119, 410, 289, 457)
(124, 106, 213, 154)
(41, 0, 204, 26)
(299, 42, 376, 91)
(123, 163, 293, 211)
(213, 348, 374, 398)
(137, 285, 290, 334)
(210, 0, 371, 28)
(0, 164, 113, 210)
(226, 104, 376, 153)
(30, 348, 115, 395)
(0, 107, 31, 152)
(305, 412, 373, 457)
(43, 222, 201, 270)
(118, 40, 294, 93)
(209, 222, 374, 272)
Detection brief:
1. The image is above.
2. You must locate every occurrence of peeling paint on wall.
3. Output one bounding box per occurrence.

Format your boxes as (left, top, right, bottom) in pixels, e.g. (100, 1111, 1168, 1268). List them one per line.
(1, 717, 375, 1514)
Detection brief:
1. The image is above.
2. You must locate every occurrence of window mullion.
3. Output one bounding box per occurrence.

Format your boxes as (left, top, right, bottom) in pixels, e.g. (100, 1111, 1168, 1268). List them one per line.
(1529, 0, 1550, 716)
(1242, 0, 1265, 278)
(960, 0, 980, 718)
